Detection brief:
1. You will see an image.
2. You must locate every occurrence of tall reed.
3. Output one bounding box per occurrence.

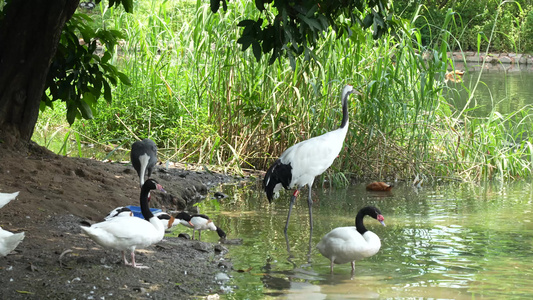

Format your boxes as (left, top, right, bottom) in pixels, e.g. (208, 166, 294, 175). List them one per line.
(36, 0, 532, 182)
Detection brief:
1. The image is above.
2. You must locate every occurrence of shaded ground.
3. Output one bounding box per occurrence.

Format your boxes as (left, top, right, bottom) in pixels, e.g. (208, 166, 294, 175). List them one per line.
(0, 143, 250, 299)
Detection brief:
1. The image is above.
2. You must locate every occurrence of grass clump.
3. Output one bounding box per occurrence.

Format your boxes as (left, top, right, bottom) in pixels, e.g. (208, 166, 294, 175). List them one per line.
(34, 0, 533, 182)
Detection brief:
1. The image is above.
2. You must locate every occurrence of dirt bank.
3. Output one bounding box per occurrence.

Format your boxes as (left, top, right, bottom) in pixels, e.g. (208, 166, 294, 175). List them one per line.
(0, 143, 248, 299)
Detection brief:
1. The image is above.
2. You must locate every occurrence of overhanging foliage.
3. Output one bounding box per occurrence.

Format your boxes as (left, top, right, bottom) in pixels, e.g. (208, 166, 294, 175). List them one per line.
(211, 0, 397, 65)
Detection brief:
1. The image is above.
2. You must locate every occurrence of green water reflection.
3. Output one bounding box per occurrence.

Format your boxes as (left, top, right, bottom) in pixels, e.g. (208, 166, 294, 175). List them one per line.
(196, 181, 533, 299)
(448, 70, 533, 118)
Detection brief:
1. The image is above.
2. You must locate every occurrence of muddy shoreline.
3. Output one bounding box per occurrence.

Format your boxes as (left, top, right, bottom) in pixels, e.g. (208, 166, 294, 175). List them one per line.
(0, 143, 253, 299)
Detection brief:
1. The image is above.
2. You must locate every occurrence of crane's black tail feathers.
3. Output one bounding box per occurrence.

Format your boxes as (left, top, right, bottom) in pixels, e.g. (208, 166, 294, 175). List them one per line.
(263, 159, 292, 203)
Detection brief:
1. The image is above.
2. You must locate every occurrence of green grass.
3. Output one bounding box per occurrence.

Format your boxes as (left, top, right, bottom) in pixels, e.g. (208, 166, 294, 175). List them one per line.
(33, 0, 533, 182)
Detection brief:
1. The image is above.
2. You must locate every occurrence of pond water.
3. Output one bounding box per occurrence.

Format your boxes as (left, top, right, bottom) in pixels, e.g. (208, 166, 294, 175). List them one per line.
(191, 180, 533, 299)
(447, 70, 533, 118)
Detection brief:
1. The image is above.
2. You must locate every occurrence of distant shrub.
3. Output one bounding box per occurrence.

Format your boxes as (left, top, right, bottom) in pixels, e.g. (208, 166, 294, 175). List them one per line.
(394, 0, 533, 53)
(520, 9, 533, 53)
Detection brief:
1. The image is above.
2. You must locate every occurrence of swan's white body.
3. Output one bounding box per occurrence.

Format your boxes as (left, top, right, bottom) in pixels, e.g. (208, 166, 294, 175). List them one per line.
(317, 206, 385, 274)
(0, 191, 19, 210)
(81, 216, 164, 253)
(0, 227, 25, 256)
(317, 227, 381, 265)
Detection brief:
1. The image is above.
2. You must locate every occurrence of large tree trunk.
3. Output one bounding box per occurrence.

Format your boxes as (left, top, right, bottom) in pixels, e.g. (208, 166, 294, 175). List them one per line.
(0, 0, 79, 149)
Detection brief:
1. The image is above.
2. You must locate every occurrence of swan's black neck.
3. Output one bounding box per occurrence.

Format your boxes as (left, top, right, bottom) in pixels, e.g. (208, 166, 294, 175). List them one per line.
(355, 207, 372, 235)
(140, 187, 154, 221)
(339, 90, 350, 129)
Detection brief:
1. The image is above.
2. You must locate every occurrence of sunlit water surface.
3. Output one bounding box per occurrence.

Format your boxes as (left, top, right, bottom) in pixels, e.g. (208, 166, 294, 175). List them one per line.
(192, 181, 533, 299)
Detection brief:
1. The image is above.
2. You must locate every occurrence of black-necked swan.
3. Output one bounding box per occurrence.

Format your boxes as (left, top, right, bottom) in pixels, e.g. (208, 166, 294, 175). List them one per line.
(263, 85, 360, 233)
(80, 179, 166, 268)
(0, 226, 25, 256)
(316, 206, 385, 274)
(131, 138, 157, 187)
(175, 212, 226, 241)
(0, 191, 19, 209)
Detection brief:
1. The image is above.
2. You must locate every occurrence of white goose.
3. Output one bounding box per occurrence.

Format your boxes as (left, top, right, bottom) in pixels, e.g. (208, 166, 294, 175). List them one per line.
(317, 206, 385, 274)
(104, 206, 133, 220)
(175, 212, 226, 241)
(80, 179, 166, 268)
(154, 211, 180, 230)
(0, 227, 25, 256)
(0, 191, 19, 210)
(104, 208, 178, 230)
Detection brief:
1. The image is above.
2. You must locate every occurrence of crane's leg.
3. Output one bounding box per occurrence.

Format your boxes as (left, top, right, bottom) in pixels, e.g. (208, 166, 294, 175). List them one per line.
(307, 186, 313, 232)
(284, 189, 300, 234)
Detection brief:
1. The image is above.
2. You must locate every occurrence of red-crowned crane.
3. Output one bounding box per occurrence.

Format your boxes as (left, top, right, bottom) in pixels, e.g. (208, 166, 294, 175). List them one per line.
(263, 85, 359, 233)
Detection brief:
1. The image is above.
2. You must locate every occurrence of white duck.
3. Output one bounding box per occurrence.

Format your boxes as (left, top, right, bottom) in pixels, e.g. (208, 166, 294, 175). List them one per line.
(104, 206, 133, 220)
(175, 212, 226, 241)
(0, 191, 19, 209)
(80, 179, 166, 268)
(154, 212, 180, 230)
(0, 226, 25, 256)
(316, 206, 385, 275)
(104, 208, 178, 230)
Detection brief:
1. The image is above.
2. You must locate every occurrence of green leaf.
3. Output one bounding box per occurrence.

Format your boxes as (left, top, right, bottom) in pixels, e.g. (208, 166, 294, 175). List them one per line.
(66, 103, 78, 125)
(252, 41, 261, 62)
(255, 0, 264, 11)
(210, 0, 220, 13)
(122, 0, 133, 13)
(299, 15, 322, 31)
(237, 36, 254, 51)
(103, 81, 112, 103)
(362, 13, 373, 29)
(238, 20, 256, 27)
(117, 72, 131, 85)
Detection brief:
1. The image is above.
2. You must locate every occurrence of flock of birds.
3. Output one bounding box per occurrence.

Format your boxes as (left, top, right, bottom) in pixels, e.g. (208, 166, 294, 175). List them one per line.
(1, 84, 396, 275)
(263, 84, 390, 274)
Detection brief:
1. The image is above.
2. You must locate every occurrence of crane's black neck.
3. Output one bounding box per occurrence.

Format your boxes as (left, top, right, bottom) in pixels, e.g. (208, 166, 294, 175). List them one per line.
(339, 90, 350, 129)
(140, 187, 154, 221)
